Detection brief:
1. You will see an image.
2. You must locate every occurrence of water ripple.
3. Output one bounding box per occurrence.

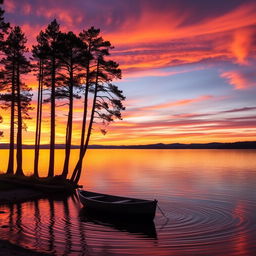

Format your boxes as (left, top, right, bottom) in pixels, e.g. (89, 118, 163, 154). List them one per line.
(0, 195, 256, 256)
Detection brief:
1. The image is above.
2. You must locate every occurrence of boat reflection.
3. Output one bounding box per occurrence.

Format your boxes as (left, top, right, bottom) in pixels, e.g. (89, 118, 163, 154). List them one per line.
(79, 207, 158, 239)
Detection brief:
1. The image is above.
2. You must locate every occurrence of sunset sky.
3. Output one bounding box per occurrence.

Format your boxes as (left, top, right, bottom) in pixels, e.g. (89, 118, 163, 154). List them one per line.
(1, 0, 256, 145)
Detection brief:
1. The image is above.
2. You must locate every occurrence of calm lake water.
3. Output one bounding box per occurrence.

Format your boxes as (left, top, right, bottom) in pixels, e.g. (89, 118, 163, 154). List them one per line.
(0, 149, 256, 255)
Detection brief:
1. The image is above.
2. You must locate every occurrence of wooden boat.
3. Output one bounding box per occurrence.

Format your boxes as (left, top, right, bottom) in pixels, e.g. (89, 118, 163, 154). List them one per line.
(78, 189, 158, 220)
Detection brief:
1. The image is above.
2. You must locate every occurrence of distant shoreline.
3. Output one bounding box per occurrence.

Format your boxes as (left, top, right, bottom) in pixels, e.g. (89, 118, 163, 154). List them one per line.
(0, 141, 255, 149)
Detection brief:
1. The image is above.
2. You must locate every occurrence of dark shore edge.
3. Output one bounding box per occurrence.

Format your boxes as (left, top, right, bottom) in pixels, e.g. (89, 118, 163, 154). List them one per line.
(0, 239, 51, 256)
(0, 187, 45, 204)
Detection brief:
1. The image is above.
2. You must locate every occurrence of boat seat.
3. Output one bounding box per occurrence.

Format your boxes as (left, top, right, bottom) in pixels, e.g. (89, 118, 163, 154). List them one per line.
(112, 199, 131, 203)
(86, 195, 103, 199)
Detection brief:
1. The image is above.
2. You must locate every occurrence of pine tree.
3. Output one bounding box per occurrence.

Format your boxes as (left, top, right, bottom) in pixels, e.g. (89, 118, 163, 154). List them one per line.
(32, 31, 48, 177)
(71, 39, 125, 184)
(1, 26, 32, 176)
(0, 62, 15, 174)
(39, 19, 61, 177)
(55, 31, 87, 178)
(0, 0, 9, 148)
(71, 27, 115, 182)
(77, 27, 102, 163)
(0, 1, 9, 42)
(0, 115, 3, 138)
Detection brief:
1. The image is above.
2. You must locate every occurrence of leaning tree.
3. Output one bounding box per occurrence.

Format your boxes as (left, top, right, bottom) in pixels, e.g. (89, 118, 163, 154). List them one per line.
(71, 32, 125, 184)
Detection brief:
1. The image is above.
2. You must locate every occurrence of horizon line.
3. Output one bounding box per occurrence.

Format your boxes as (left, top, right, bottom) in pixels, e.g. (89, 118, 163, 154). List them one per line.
(0, 141, 255, 149)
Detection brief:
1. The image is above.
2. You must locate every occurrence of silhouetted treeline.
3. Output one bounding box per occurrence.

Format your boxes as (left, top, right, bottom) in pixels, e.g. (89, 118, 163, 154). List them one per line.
(0, 141, 255, 150)
(0, 2, 125, 184)
(87, 141, 256, 149)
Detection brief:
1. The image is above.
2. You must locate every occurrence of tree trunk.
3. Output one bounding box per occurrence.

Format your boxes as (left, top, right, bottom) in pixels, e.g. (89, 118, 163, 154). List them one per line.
(79, 45, 91, 159)
(16, 63, 24, 176)
(6, 62, 15, 175)
(48, 55, 56, 177)
(71, 46, 91, 182)
(34, 60, 43, 177)
(72, 59, 99, 184)
(79, 64, 89, 158)
(62, 68, 74, 178)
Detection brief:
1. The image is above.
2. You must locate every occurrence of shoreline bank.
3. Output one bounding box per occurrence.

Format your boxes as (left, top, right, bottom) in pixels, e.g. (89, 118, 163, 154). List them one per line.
(0, 187, 44, 204)
(0, 239, 51, 256)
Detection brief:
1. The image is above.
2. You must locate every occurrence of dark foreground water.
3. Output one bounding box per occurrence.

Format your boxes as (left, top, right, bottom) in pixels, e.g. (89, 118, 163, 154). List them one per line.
(0, 149, 256, 255)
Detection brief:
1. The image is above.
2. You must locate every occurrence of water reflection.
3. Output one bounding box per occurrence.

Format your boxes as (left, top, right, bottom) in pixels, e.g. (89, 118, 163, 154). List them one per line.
(0, 194, 158, 256)
(63, 198, 72, 255)
(1, 194, 255, 255)
(0, 149, 256, 255)
(34, 200, 42, 249)
(48, 198, 55, 253)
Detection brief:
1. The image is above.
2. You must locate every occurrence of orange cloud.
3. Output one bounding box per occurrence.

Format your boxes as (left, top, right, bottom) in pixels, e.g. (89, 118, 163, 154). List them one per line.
(221, 70, 256, 89)
(106, 2, 256, 46)
(116, 47, 228, 74)
(5, 0, 256, 75)
(231, 27, 256, 64)
(108, 2, 256, 73)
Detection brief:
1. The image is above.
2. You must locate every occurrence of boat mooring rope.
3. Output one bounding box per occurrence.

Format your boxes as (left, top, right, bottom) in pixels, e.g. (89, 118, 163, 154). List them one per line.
(157, 204, 168, 219)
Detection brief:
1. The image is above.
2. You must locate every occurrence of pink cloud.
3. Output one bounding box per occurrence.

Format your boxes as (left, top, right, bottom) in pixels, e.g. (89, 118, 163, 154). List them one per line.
(231, 26, 256, 64)
(221, 70, 256, 89)
(4, 0, 15, 12)
(22, 3, 32, 15)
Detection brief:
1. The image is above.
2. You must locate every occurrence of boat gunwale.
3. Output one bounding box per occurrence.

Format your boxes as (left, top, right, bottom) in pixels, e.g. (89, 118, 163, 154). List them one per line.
(78, 190, 157, 205)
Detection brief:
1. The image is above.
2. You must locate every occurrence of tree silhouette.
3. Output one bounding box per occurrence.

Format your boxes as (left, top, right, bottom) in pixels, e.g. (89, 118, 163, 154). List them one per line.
(0, 0, 9, 148)
(39, 19, 61, 177)
(0, 1, 9, 41)
(0, 67, 15, 174)
(0, 71, 3, 139)
(0, 115, 3, 137)
(77, 27, 98, 163)
(32, 31, 48, 177)
(71, 27, 122, 182)
(71, 37, 125, 183)
(1, 26, 32, 176)
(55, 31, 86, 178)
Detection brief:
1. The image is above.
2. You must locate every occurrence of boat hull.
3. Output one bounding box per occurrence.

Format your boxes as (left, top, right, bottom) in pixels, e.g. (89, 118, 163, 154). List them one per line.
(78, 190, 157, 220)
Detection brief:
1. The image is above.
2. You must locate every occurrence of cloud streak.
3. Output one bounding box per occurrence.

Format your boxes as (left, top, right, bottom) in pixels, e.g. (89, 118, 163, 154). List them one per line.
(221, 69, 256, 89)
(141, 95, 213, 111)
